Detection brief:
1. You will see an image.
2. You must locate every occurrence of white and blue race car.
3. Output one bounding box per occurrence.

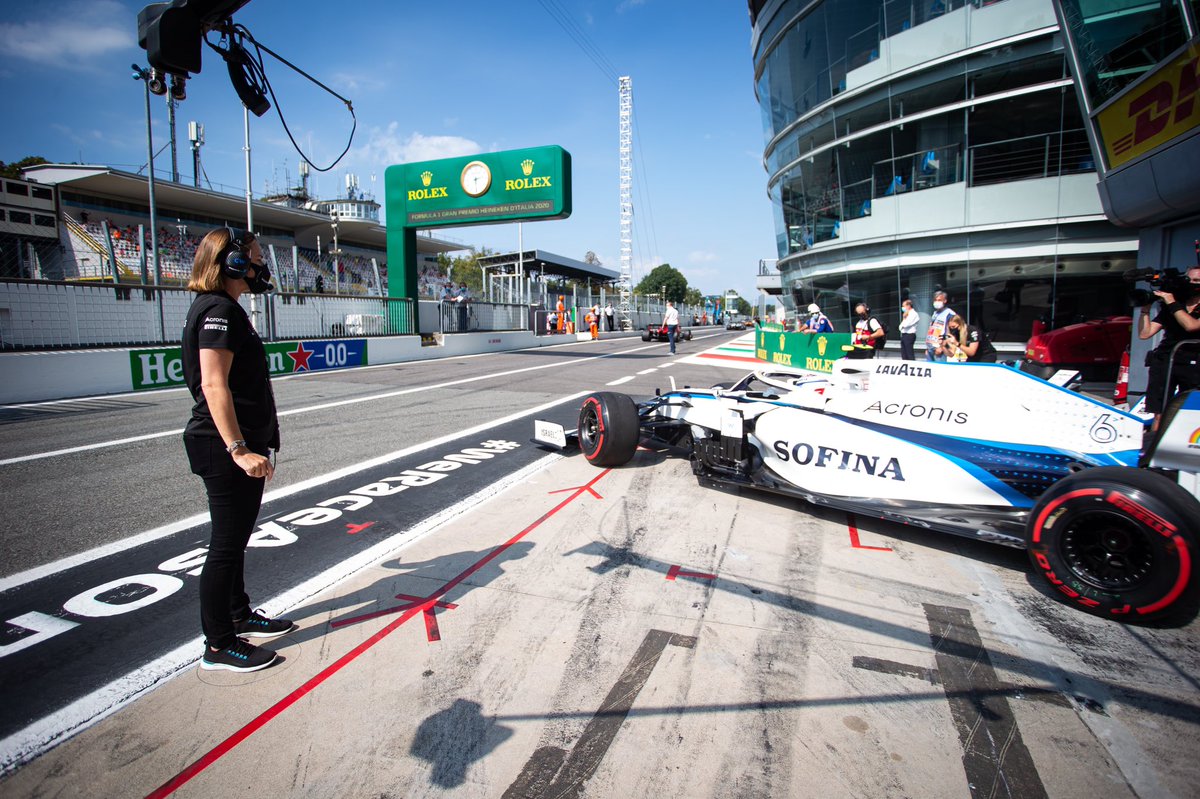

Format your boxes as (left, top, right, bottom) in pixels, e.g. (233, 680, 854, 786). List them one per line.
(537, 359, 1200, 623)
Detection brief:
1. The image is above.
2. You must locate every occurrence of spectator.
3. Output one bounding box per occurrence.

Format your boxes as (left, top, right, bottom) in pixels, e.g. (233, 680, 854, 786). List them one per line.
(604, 302, 615, 331)
(798, 303, 833, 333)
(926, 291, 954, 361)
(662, 300, 680, 355)
(898, 299, 920, 360)
(943, 314, 997, 363)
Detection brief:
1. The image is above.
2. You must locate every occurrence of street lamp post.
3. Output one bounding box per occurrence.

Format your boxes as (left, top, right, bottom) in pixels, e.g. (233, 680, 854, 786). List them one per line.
(132, 64, 165, 340)
(330, 209, 341, 295)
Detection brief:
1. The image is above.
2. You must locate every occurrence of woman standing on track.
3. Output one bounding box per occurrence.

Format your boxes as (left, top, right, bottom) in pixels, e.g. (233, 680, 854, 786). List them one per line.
(181, 228, 293, 673)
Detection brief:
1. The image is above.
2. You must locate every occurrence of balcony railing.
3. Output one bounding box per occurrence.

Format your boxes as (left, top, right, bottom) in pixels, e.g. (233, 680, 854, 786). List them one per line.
(969, 129, 1094, 186)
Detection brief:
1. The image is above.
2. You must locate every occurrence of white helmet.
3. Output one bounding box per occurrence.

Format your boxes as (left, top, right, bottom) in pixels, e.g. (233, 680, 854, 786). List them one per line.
(807, 303, 820, 314)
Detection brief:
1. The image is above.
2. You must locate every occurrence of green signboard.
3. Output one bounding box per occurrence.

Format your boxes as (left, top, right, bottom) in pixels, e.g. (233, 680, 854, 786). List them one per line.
(386, 145, 570, 228)
(755, 326, 853, 374)
(384, 145, 572, 304)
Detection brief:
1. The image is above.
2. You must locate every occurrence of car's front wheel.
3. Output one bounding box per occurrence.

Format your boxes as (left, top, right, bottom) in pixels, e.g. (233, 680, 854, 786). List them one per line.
(641, 332, 651, 342)
(577, 392, 640, 467)
(1025, 466, 1199, 623)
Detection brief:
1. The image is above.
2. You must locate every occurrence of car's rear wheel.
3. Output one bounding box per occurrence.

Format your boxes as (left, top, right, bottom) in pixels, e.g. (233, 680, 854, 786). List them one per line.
(577, 392, 640, 467)
(683, 330, 693, 341)
(1025, 466, 1199, 622)
(641, 331, 651, 342)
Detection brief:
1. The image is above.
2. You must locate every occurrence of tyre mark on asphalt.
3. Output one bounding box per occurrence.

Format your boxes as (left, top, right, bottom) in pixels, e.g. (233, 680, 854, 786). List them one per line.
(502, 629, 697, 799)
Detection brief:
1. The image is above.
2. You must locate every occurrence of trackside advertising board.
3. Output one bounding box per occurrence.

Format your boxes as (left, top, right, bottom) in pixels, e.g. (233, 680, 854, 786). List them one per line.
(755, 327, 853, 373)
(129, 339, 368, 390)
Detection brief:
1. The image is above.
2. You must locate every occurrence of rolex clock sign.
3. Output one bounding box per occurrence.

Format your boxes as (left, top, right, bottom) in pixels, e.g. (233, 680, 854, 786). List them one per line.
(386, 145, 571, 229)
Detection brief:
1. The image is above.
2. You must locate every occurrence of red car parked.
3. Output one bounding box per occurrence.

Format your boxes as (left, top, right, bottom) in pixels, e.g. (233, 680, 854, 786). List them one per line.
(1021, 316, 1132, 379)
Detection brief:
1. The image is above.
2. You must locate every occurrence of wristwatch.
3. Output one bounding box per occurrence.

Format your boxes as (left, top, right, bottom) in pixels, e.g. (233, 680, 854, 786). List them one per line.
(226, 439, 248, 454)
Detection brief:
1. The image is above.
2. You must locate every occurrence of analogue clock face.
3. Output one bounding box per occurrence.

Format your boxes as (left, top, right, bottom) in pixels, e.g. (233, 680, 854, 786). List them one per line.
(460, 161, 491, 197)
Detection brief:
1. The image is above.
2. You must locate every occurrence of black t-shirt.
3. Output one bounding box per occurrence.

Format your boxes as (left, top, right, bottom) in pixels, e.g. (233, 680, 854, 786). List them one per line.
(964, 325, 997, 362)
(182, 291, 280, 448)
(1151, 303, 1200, 354)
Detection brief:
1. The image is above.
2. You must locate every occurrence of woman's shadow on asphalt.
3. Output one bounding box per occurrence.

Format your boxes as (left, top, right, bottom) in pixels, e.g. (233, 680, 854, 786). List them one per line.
(282, 540, 534, 647)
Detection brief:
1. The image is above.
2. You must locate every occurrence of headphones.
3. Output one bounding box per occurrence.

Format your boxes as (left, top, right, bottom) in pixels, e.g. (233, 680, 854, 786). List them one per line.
(219, 227, 253, 279)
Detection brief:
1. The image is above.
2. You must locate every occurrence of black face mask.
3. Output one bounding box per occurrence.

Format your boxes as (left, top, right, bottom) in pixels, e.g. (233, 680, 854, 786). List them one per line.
(246, 262, 274, 294)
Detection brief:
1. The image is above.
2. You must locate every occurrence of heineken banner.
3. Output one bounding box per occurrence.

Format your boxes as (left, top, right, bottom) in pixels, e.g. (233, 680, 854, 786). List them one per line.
(130, 339, 369, 390)
(755, 326, 853, 373)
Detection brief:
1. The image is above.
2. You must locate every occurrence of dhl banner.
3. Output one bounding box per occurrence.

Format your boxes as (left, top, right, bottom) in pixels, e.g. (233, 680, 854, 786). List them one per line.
(755, 326, 853, 373)
(1097, 39, 1200, 170)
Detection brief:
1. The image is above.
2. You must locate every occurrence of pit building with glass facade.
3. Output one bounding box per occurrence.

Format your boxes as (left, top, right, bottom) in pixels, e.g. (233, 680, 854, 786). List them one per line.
(749, 0, 1139, 343)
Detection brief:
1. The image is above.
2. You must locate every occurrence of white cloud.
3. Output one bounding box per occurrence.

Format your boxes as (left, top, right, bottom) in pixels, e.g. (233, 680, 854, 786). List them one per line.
(329, 71, 388, 94)
(353, 124, 482, 169)
(687, 250, 720, 263)
(0, 1, 131, 69)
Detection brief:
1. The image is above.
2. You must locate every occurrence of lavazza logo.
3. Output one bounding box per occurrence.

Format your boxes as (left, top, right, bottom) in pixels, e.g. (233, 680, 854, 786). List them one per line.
(0, 440, 521, 659)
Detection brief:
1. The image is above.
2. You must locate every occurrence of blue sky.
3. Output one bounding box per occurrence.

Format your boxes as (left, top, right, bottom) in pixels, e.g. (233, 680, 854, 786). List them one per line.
(0, 0, 777, 301)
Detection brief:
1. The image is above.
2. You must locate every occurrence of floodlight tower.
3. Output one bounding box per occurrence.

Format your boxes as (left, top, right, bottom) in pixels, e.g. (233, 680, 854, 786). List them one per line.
(618, 75, 633, 329)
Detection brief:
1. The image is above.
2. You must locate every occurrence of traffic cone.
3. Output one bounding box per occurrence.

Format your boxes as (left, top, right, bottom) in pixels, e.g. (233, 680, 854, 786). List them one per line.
(1113, 347, 1130, 410)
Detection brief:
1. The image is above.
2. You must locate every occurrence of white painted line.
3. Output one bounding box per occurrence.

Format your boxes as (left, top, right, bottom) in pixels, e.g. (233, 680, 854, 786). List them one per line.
(636, 368, 657, 375)
(0, 454, 562, 776)
(0, 341, 669, 465)
(0, 390, 592, 594)
(606, 376, 635, 386)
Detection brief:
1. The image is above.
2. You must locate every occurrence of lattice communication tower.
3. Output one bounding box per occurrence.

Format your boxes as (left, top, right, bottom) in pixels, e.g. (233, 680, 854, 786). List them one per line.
(617, 75, 633, 329)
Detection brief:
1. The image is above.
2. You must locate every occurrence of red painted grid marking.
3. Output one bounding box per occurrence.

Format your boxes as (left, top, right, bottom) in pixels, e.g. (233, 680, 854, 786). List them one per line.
(144, 468, 613, 799)
(345, 521, 376, 535)
(330, 593, 458, 642)
(666, 564, 717, 581)
(847, 513, 893, 552)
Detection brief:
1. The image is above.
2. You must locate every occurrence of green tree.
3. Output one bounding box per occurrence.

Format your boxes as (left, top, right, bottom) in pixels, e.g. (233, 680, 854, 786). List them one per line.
(684, 287, 703, 307)
(635, 263, 688, 303)
(0, 156, 48, 179)
(437, 247, 492, 296)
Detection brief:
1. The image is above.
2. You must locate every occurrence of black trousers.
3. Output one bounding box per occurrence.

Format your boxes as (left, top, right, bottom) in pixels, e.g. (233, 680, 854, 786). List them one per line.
(900, 332, 917, 360)
(184, 435, 267, 648)
(1145, 348, 1200, 414)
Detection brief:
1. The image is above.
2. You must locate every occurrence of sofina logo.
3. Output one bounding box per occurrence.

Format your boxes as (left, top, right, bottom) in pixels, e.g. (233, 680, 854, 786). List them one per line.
(521, 159, 534, 176)
(421, 170, 432, 187)
(817, 336, 828, 357)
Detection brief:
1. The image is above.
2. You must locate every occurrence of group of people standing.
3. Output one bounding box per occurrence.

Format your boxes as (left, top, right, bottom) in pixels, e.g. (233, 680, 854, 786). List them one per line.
(797, 293, 996, 363)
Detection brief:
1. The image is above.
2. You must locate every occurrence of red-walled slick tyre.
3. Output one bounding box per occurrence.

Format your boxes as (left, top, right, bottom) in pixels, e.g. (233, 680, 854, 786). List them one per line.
(1025, 466, 1200, 622)
(577, 392, 640, 467)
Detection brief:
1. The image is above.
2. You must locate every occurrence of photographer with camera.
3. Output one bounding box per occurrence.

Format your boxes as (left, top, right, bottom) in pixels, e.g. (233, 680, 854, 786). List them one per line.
(1137, 264, 1200, 431)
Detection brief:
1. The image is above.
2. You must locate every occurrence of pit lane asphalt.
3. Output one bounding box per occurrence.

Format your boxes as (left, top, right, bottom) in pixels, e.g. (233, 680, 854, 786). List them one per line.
(2, 331, 1197, 798)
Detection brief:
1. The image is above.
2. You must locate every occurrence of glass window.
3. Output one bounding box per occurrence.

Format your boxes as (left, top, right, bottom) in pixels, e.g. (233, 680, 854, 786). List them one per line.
(6, 182, 29, 196)
(1057, 0, 1189, 108)
(968, 91, 1069, 184)
(9, 210, 32, 224)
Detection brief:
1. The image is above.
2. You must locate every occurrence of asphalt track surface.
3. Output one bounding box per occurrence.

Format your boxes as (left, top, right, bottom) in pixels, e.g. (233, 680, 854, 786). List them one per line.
(2, 331, 1199, 798)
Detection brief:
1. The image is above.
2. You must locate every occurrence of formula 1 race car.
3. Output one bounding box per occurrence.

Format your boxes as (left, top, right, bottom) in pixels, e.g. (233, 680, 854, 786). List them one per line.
(641, 324, 693, 343)
(535, 360, 1200, 623)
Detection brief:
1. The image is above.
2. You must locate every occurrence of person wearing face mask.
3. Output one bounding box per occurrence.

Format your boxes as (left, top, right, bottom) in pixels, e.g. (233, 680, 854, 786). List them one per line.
(852, 302, 885, 357)
(1138, 265, 1200, 433)
(798, 303, 833, 333)
(898, 299, 920, 360)
(926, 291, 955, 361)
(182, 228, 291, 674)
(942, 314, 997, 363)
